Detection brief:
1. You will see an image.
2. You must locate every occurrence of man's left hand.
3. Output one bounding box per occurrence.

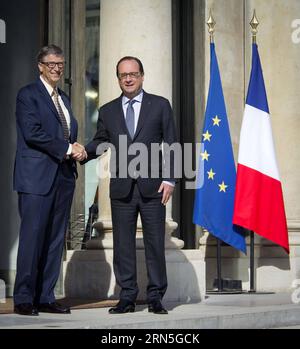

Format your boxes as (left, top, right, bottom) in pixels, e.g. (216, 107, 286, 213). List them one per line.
(158, 182, 174, 205)
(71, 142, 87, 161)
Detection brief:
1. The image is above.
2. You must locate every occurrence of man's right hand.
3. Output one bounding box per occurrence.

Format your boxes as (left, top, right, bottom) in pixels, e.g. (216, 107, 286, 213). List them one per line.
(71, 142, 87, 161)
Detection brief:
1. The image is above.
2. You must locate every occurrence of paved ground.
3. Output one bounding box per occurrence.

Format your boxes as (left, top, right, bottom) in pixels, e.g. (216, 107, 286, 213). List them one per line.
(0, 293, 300, 330)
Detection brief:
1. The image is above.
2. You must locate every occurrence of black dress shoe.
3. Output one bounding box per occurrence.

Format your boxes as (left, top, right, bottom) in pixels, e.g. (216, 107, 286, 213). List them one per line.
(38, 302, 71, 314)
(14, 303, 39, 316)
(108, 299, 135, 314)
(148, 300, 168, 314)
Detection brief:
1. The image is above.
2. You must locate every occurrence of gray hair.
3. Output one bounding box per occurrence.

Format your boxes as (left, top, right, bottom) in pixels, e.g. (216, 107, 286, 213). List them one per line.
(37, 44, 64, 62)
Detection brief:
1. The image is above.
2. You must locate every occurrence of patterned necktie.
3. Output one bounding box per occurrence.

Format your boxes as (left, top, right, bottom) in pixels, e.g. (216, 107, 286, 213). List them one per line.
(126, 99, 136, 139)
(52, 88, 70, 140)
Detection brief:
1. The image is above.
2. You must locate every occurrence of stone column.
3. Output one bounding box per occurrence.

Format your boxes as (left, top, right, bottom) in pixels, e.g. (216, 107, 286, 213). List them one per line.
(86, 0, 183, 250)
(64, 0, 206, 302)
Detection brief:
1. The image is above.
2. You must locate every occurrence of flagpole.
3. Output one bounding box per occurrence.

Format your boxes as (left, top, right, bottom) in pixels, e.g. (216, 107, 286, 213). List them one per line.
(203, 10, 245, 295)
(207, 10, 225, 292)
(207, 9, 216, 43)
(249, 231, 255, 292)
(250, 9, 259, 44)
(248, 10, 259, 294)
(216, 239, 223, 292)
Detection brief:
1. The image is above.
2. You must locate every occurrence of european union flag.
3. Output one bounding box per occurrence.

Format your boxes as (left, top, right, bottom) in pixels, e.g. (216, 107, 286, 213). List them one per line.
(193, 43, 246, 253)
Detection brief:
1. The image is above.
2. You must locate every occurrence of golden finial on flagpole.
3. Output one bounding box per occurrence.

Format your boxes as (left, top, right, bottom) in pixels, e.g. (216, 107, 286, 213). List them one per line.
(207, 9, 216, 43)
(250, 10, 259, 43)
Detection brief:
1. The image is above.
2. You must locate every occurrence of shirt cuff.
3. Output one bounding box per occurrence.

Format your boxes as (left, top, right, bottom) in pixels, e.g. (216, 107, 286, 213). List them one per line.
(162, 181, 175, 187)
(66, 144, 72, 155)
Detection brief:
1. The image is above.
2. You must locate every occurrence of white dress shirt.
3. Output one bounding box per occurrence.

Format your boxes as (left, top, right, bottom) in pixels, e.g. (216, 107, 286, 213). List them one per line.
(40, 76, 72, 155)
(122, 90, 174, 188)
(122, 89, 143, 132)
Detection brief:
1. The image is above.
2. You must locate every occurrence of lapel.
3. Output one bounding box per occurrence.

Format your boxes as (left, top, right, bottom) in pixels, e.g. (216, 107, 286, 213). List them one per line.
(115, 91, 152, 141)
(133, 91, 151, 141)
(36, 78, 61, 124)
(36, 79, 76, 141)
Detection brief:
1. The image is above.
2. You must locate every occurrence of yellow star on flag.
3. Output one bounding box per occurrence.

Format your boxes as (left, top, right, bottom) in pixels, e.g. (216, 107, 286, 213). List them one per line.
(202, 130, 212, 142)
(212, 115, 221, 126)
(200, 150, 210, 161)
(207, 168, 216, 180)
(218, 181, 228, 192)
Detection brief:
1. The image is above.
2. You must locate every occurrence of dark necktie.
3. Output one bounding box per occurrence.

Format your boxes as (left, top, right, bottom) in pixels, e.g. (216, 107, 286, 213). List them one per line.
(52, 88, 70, 140)
(126, 99, 136, 139)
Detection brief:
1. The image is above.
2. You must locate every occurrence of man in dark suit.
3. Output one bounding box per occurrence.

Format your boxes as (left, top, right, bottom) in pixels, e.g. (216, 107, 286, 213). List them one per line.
(82, 56, 177, 314)
(13, 45, 86, 316)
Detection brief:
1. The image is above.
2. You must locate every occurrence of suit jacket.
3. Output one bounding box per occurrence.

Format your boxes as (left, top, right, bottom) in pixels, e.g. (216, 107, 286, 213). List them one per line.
(85, 91, 177, 199)
(13, 78, 78, 195)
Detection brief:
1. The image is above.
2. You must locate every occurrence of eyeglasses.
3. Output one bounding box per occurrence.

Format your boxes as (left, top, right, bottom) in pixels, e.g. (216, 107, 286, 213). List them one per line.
(118, 72, 141, 80)
(40, 61, 65, 69)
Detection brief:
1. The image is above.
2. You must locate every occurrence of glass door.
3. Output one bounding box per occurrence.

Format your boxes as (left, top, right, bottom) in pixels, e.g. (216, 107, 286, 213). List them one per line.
(48, 0, 100, 249)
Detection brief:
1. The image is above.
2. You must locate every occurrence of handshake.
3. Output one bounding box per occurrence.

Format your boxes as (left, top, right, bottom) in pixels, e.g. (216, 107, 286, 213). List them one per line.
(71, 142, 87, 162)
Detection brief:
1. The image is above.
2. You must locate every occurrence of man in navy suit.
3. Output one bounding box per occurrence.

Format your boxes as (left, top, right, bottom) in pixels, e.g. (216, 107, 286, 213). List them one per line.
(13, 45, 86, 316)
(82, 56, 177, 314)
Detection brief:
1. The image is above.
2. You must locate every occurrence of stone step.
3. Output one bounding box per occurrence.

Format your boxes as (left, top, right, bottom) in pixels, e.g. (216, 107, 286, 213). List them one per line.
(1, 293, 300, 329)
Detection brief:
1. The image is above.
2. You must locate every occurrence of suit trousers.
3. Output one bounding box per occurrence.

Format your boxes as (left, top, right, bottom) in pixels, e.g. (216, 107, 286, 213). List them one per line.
(111, 182, 167, 303)
(13, 161, 75, 305)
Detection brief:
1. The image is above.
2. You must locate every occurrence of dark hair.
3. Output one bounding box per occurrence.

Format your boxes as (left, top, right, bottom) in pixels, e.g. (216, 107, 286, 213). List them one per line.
(116, 56, 144, 77)
(37, 44, 64, 63)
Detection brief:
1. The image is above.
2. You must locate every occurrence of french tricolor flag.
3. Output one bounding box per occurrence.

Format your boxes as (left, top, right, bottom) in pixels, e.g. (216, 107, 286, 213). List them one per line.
(233, 43, 289, 253)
